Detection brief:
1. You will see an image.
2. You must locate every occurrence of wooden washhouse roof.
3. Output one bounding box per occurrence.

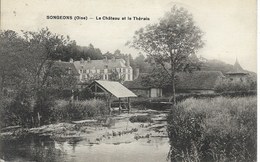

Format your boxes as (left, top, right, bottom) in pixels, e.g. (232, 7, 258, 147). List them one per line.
(90, 80, 137, 98)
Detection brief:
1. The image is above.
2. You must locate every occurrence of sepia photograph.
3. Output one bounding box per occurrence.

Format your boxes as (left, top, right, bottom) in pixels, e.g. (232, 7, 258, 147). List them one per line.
(0, 0, 257, 161)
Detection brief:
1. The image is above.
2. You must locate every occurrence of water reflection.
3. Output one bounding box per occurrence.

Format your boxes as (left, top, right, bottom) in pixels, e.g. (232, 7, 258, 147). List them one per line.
(0, 135, 169, 162)
(0, 135, 67, 162)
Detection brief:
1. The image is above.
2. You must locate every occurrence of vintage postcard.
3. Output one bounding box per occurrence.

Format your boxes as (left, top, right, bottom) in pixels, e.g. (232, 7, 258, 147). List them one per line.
(0, 0, 257, 161)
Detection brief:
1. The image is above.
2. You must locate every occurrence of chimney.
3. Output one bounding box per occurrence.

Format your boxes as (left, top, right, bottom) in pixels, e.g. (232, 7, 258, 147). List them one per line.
(69, 58, 73, 63)
(126, 54, 130, 66)
(87, 57, 91, 62)
(80, 58, 84, 64)
(133, 68, 140, 80)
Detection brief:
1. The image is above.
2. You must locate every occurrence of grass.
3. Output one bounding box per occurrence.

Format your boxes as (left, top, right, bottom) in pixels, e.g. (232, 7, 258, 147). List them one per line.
(167, 96, 256, 162)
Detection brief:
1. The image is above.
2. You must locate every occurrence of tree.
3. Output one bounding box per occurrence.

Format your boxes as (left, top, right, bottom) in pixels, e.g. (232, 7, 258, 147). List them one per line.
(0, 30, 26, 94)
(109, 70, 125, 83)
(134, 52, 152, 73)
(22, 28, 77, 126)
(129, 6, 204, 108)
(141, 65, 171, 88)
(22, 28, 74, 90)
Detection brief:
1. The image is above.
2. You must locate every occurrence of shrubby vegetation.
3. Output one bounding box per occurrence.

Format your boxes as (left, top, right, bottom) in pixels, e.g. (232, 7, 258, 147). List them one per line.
(167, 96, 256, 162)
(51, 99, 108, 122)
(0, 89, 107, 128)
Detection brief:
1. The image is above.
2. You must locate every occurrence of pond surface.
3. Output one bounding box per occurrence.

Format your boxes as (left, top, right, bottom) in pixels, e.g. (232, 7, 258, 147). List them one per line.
(0, 135, 170, 162)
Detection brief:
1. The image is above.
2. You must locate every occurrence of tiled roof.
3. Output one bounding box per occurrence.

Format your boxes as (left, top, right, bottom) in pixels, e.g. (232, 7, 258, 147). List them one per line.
(176, 71, 224, 90)
(123, 73, 149, 89)
(124, 71, 224, 90)
(74, 59, 129, 70)
(53, 61, 79, 75)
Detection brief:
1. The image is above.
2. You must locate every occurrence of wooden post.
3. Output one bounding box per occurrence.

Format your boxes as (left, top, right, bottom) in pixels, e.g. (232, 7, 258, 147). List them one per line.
(94, 84, 97, 99)
(108, 95, 112, 115)
(119, 98, 121, 114)
(127, 97, 131, 113)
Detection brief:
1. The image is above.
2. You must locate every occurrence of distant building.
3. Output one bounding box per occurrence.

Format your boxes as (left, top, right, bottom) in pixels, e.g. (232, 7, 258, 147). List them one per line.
(175, 71, 224, 94)
(73, 56, 133, 82)
(52, 60, 80, 77)
(124, 73, 163, 98)
(226, 58, 249, 82)
(124, 71, 225, 97)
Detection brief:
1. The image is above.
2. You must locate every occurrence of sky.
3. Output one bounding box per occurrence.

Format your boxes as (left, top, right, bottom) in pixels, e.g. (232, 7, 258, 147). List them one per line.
(1, 0, 257, 72)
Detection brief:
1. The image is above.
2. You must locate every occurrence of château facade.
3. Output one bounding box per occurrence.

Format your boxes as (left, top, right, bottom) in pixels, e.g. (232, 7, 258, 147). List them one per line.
(72, 57, 133, 82)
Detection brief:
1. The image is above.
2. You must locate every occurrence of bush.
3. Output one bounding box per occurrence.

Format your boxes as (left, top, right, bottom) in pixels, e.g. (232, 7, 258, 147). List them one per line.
(129, 115, 153, 123)
(167, 96, 257, 162)
(0, 87, 34, 128)
(34, 89, 55, 126)
(77, 87, 94, 100)
(51, 99, 108, 122)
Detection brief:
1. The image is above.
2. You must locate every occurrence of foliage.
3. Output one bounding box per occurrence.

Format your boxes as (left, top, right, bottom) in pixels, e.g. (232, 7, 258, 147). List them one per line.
(78, 87, 94, 100)
(109, 70, 125, 82)
(141, 65, 171, 88)
(0, 86, 34, 127)
(0, 30, 26, 94)
(167, 97, 257, 162)
(129, 115, 153, 123)
(34, 89, 56, 126)
(51, 99, 108, 122)
(133, 53, 152, 73)
(129, 5, 204, 106)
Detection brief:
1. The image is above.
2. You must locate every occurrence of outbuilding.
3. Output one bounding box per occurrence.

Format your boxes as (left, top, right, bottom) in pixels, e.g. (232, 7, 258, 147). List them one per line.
(89, 80, 137, 113)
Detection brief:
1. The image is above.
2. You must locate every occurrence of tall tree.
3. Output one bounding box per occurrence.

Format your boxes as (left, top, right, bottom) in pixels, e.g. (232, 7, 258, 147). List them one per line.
(22, 28, 73, 91)
(0, 30, 26, 94)
(129, 6, 204, 108)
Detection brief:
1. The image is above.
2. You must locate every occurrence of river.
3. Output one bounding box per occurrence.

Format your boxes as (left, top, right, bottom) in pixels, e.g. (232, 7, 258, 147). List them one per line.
(0, 135, 170, 162)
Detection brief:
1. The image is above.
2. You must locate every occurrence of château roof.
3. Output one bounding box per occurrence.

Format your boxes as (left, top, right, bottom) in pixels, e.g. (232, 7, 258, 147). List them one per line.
(73, 58, 130, 70)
